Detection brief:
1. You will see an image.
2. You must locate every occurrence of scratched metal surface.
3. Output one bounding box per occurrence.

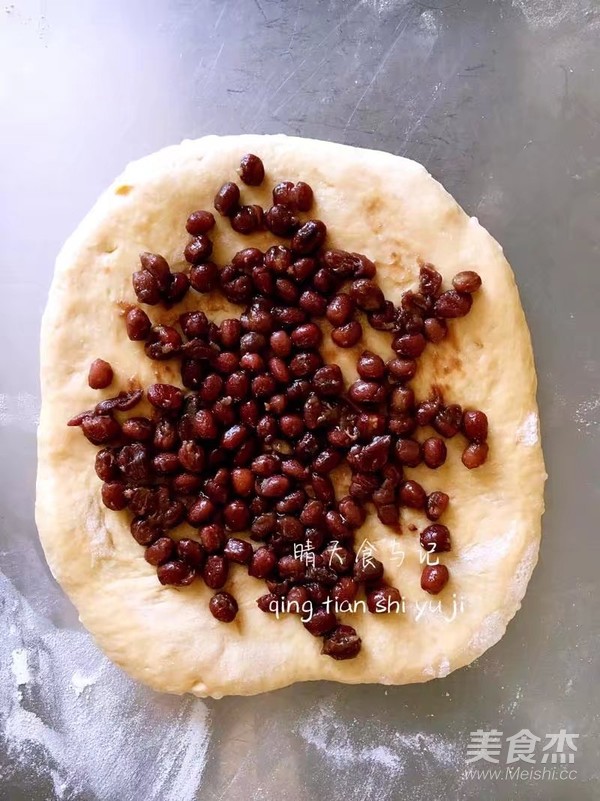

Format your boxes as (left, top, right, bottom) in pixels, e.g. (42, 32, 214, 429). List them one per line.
(0, 1, 599, 799)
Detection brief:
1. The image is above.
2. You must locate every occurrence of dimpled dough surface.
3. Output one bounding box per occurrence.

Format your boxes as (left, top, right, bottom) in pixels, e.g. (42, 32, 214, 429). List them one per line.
(36, 135, 546, 698)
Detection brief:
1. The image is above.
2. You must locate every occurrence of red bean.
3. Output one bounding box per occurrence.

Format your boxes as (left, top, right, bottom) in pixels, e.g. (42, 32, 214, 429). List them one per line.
(130, 517, 161, 546)
(422, 437, 447, 468)
(299, 289, 326, 315)
(303, 606, 337, 636)
(145, 537, 175, 566)
(368, 301, 396, 331)
(366, 585, 402, 613)
(257, 593, 280, 613)
(338, 496, 366, 528)
(415, 395, 442, 427)
(326, 293, 355, 326)
(125, 307, 151, 340)
(153, 418, 178, 451)
(462, 441, 489, 469)
(101, 481, 127, 510)
(291, 220, 327, 255)
(350, 279, 384, 311)
(224, 499, 250, 531)
(434, 290, 473, 318)
(452, 270, 482, 293)
(353, 556, 384, 583)
(291, 322, 322, 349)
(207, 591, 237, 622)
(462, 410, 488, 441)
(81, 415, 121, 445)
(322, 625, 361, 659)
(392, 333, 426, 358)
(272, 181, 295, 207)
(270, 330, 292, 357)
(347, 436, 390, 472)
(165, 271, 190, 303)
(310, 473, 335, 504)
(265, 204, 298, 236)
(139, 252, 169, 290)
(332, 577, 359, 605)
(95, 449, 118, 481)
(357, 351, 386, 380)
(394, 438, 422, 467)
(424, 317, 447, 343)
(132, 270, 161, 305)
(198, 523, 226, 552)
(348, 472, 379, 501)
(238, 153, 265, 186)
(387, 357, 417, 383)
(259, 475, 291, 498)
(190, 261, 219, 293)
(144, 325, 182, 360)
(421, 564, 450, 594)
(187, 497, 216, 527)
(177, 539, 206, 567)
(249, 546, 277, 578)
(293, 182, 313, 211)
(147, 384, 183, 411)
(221, 423, 249, 450)
(231, 205, 263, 234)
(289, 351, 322, 378)
(186, 209, 215, 235)
(172, 472, 202, 494)
(348, 380, 386, 405)
(433, 404, 463, 438)
(399, 480, 426, 509)
(420, 524, 451, 552)
(214, 182, 240, 216)
(331, 321, 362, 348)
(426, 491, 449, 521)
(203, 555, 229, 589)
(184, 235, 213, 264)
(87, 358, 113, 389)
(313, 448, 342, 474)
(157, 561, 196, 586)
(419, 264, 442, 297)
(224, 537, 253, 564)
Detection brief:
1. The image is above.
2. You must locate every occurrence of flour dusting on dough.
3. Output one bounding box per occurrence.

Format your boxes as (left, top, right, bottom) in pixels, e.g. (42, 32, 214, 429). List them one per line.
(516, 412, 539, 445)
(0, 573, 211, 801)
(84, 498, 114, 560)
(436, 657, 451, 678)
(461, 522, 518, 568)
(509, 541, 540, 604)
(468, 611, 505, 654)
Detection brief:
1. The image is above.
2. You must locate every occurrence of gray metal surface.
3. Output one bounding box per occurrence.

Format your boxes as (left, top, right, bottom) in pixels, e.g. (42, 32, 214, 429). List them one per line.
(0, 1, 598, 799)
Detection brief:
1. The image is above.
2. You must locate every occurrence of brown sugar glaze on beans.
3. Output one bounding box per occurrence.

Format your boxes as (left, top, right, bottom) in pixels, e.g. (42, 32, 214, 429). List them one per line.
(68, 155, 489, 656)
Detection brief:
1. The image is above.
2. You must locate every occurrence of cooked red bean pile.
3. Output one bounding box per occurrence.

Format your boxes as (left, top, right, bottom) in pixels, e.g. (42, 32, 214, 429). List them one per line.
(69, 154, 489, 660)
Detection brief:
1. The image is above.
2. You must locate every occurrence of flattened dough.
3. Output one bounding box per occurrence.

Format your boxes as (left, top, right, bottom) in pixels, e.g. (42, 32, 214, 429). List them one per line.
(36, 135, 546, 697)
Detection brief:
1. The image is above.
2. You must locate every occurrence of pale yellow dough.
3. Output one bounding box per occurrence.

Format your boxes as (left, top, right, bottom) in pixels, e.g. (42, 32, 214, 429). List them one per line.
(36, 135, 546, 697)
